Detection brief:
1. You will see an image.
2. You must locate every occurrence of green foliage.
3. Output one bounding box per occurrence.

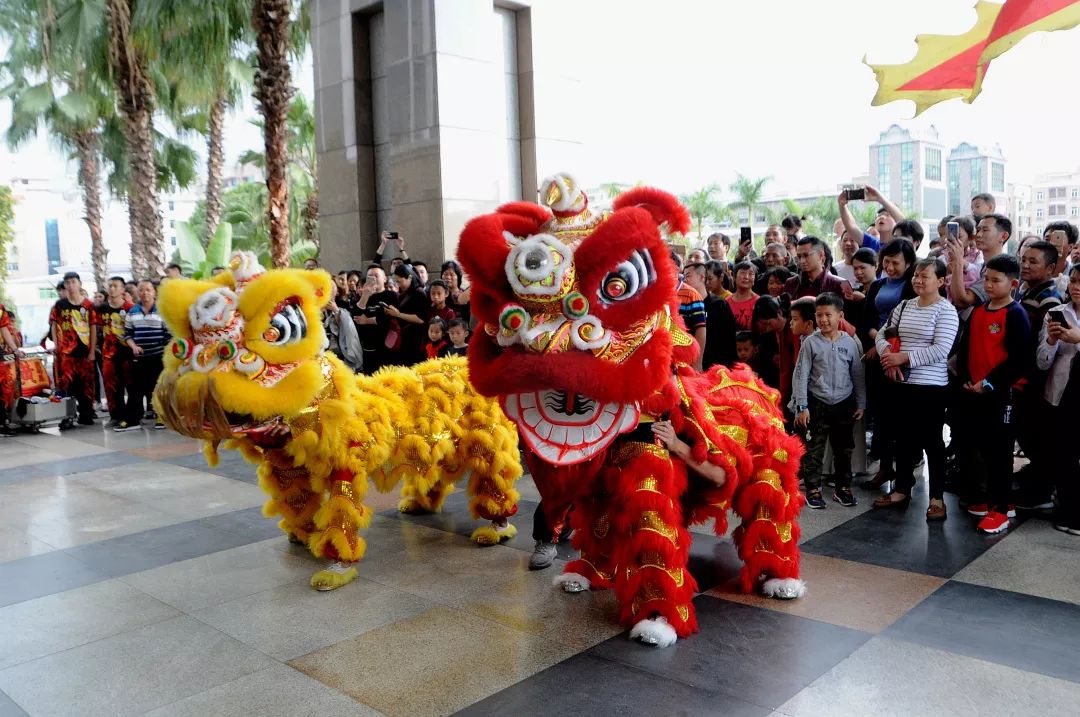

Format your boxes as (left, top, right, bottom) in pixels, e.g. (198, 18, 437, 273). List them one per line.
(679, 184, 722, 241)
(0, 186, 14, 308)
(175, 220, 234, 278)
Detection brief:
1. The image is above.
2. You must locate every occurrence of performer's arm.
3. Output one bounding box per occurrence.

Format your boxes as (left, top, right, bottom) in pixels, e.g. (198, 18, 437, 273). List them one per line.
(651, 420, 727, 487)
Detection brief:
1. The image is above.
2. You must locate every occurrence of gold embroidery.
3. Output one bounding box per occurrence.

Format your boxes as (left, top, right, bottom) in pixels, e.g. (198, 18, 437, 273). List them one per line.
(755, 505, 771, 521)
(593, 512, 610, 540)
(715, 424, 749, 446)
(635, 552, 685, 588)
(630, 582, 668, 615)
(676, 604, 690, 622)
(578, 557, 614, 582)
(775, 521, 793, 543)
(708, 371, 778, 402)
(333, 481, 355, 501)
(637, 476, 661, 493)
(755, 469, 782, 491)
(773, 448, 788, 462)
(612, 441, 670, 464)
(639, 511, 679, 546)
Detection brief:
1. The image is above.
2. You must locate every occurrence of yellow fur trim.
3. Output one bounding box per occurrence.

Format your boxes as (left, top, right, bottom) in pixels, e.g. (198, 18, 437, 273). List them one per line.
(471, 523, 518, 546)
(154, 260, 524, 569)
(310, 566, 358, 591)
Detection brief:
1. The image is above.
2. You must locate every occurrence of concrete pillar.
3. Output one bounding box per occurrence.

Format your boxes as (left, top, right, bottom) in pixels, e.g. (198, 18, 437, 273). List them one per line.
(312, 0, 582, 271)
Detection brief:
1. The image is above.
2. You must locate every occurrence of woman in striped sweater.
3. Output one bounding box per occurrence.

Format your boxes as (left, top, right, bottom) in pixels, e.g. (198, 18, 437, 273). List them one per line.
(872, 258, 960, 514)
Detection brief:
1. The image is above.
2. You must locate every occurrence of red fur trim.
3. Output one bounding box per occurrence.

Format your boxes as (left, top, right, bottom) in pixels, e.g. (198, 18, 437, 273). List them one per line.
(494, 201, 553, 225)
(466, 326, 672, 403)
(572, 209, 676, 330)
(612, 187, 691, 236)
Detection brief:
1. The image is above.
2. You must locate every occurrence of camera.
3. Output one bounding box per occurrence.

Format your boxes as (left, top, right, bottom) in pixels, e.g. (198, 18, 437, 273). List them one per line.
(844, 187, 866, 201)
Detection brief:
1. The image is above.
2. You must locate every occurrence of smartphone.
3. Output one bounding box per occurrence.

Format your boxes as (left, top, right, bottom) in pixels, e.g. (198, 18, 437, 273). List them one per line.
(1051, 230, 1067, 245)
(388, 231, 399, 241)
(845, 187, 866, 201)
(947, 221, 960, 240)
(1048, 309, 1071, 329)
(740, 226, 752, 244)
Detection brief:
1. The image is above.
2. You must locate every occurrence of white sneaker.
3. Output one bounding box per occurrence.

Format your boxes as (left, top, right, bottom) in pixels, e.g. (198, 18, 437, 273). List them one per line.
(529, 541, 558, 570)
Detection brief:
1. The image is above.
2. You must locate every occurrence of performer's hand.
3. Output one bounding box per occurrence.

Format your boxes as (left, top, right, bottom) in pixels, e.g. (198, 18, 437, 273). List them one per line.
(651, 420, 687, 457)
(794, 409, 810, 428)
(132, 344, 144, 356)
(852, 408, 864, 421)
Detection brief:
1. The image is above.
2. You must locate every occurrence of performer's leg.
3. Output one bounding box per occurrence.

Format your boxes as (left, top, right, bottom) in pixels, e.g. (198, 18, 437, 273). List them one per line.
(607, 445, 699, 639)
(464, 421, 522, 545)
(560, 472, 619, 590)
(72, 358, 96, 422)
(731, 435, 805, 598)
(102, 356, 126, 422)
(307, 467, 372, 590)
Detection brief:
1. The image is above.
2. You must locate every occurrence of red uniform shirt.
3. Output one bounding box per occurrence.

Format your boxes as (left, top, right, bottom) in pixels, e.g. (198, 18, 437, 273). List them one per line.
(94, 301, 135, 359)
(49, 298, 95, 359)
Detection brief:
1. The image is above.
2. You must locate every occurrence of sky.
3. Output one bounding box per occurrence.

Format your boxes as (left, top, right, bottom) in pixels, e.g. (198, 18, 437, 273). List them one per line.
(1, 0, 1078, 201)
(549, 0, 1080, 198)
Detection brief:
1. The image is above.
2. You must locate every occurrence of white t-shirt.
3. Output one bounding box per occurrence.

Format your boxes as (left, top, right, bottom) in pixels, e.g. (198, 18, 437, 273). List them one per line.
(833, 261, 857, 285)
(875, 298, 960, 387)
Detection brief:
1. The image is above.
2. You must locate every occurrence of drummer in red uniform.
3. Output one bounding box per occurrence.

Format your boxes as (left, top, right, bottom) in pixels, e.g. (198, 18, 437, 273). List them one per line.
(49, 272, 97, 425)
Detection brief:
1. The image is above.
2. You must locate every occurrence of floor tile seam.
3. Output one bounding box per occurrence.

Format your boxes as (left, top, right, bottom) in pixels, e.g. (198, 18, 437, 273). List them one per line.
(135, 663, 369, 717)
(0, 689, 30, 717)
(178, 609, 296, 669)
(0, 608, 191, 678)
(865, 631, 1080, 686)
(577, 650, 777, 710)
(941, 577, 1080, 611)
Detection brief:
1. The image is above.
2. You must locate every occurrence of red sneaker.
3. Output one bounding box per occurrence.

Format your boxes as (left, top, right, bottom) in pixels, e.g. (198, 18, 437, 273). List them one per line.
(977, 511, 1010, 535)
(966, 503, 1016, 518)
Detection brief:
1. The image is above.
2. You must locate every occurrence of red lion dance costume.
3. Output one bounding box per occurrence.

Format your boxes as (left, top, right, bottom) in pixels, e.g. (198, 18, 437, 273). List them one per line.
(458, 173, 806, 648)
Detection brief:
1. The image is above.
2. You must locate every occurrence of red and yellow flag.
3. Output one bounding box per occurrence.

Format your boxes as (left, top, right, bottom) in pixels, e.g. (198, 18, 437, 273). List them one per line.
(868, 0, 1080, 115)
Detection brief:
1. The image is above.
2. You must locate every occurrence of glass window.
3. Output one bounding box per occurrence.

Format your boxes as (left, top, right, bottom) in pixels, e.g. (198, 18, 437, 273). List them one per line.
(39, 286, 58, 300)
(1072, 188, 1078, 199)
(1050, 204, 1067, 216)
(1036, 191, 1044, 200)
(948, 162, 961, 215)
(925, 148, 941, 181)
(970, 158, 983, 193)
(1036, 208, 1045, 219)
(45, 219, 60, 274)
(1071, 207, 1079, 217)
(991, 163, 1004, 193)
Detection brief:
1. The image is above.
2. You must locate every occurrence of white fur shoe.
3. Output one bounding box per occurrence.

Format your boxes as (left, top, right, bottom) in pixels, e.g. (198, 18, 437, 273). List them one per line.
(630, 616, 678, 648)
(761, 577, 807, 600)
(553, 571, 591, 593)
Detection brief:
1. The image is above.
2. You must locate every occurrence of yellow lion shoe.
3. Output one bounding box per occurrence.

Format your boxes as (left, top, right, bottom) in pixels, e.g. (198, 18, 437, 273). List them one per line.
(310, 562, 358, 591)
(471, 522, 518, 546)
(398, 498, 434, 515)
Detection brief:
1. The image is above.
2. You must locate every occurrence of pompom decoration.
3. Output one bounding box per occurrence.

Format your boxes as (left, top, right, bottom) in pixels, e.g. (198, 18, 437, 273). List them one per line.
(563, 291, 589, 319)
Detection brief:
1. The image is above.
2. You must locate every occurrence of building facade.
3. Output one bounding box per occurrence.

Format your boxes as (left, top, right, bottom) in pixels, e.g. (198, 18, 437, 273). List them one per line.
(1024, 168, 1080, 237)
(946, 141, 1007, 217)
(311, 0, 582, 270)
(869, 124, 948, 225)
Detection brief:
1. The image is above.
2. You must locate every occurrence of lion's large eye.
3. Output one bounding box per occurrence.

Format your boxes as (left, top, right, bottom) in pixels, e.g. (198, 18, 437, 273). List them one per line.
(599, 250, 655, 304)
(263, 301, 307, 345)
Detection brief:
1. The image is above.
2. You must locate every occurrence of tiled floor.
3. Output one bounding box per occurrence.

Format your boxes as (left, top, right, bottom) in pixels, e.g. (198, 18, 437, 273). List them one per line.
(2, 425, 1079, 717)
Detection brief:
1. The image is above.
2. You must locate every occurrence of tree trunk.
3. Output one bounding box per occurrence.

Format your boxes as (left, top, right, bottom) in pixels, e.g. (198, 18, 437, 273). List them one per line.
(203, 86, 227, 245)
(252, 0, 295, 268)
(304, 182, 318, 247)
(74, 130, 107, 291)
(106, 0, 165, 280)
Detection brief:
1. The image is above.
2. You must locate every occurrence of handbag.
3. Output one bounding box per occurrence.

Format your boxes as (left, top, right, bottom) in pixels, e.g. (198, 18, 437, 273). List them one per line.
(384, 319, 402, 351)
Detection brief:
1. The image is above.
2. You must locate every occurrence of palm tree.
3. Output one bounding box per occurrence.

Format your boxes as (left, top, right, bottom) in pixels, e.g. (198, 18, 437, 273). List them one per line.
(238, 94, 318, 246)
(251, 0, 298, 268)
(105, 0, 167, 279)
(0, 0, 112, 290)
(140, 0, 255, 245)
(728, 173, 772, 229)
(679, 184, 722, 240)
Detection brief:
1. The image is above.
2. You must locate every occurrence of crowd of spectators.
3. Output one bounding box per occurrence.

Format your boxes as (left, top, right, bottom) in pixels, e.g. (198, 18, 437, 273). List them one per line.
(687, 189, 1080, 537)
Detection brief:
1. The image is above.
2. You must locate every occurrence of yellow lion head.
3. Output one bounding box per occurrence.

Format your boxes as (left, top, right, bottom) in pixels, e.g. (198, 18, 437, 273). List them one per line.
(153, 251, 336, 442)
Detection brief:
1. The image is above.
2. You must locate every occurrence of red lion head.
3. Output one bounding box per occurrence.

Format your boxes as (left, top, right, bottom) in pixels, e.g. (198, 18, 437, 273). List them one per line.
(457, 174, 693, 466)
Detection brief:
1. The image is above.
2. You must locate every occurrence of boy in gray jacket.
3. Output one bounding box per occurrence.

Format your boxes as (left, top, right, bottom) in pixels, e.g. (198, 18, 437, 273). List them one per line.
(792, 292, 866, 509)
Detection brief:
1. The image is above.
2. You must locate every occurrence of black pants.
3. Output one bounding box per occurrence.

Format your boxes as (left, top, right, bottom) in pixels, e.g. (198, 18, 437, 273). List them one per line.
(1049, 403, 1080, 529)
(531, 501, 573, 542)
(126, 355, 163, 424)
(893, 383, 948, 500)
(952, 389, 1015, 510)
(869, 367, 899, 474)
(801, 395, 856, 490)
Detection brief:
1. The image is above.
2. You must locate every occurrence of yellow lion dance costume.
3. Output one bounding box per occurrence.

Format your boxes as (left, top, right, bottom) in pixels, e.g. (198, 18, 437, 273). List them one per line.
(153, 252, 522, 590)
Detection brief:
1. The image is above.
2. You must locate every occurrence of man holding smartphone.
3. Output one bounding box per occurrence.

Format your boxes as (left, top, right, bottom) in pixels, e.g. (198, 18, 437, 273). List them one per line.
(354, 264, 399, 374)
(837, 185, 905, 253)
(1043, 221, 1078, 295)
